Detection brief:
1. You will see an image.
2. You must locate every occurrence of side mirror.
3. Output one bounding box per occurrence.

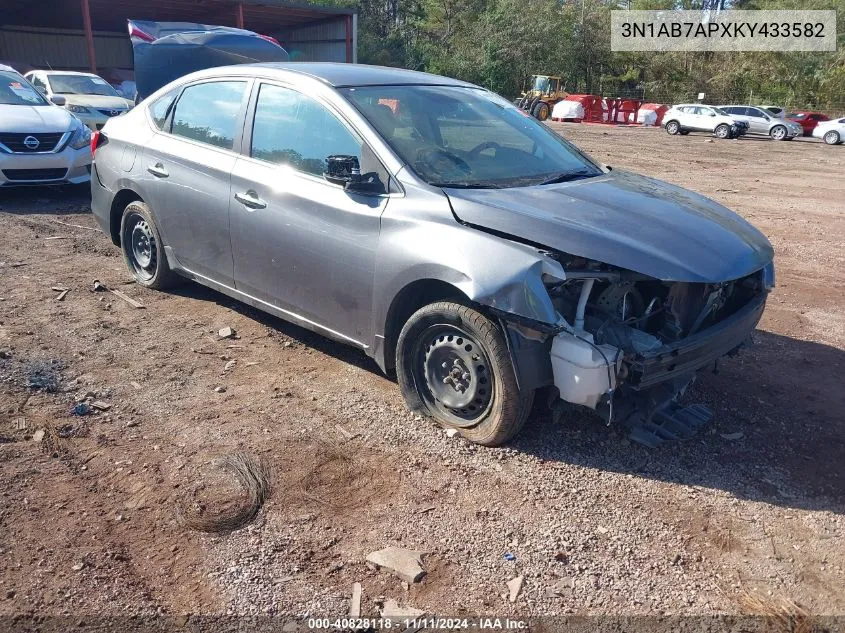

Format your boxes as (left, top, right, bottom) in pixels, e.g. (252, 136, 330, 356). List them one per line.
(50, 95, 66, 106)
(324, 154, 362, 187)
(324, 155, 383, 193)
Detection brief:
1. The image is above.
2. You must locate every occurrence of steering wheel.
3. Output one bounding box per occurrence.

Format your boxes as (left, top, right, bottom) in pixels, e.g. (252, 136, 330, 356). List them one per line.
(468, 141, 501, 158)
(416, 148, 471, 176)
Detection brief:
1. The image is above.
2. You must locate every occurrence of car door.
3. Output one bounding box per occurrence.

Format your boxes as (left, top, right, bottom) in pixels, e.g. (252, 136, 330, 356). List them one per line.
(676, 106, 697, 130)
(229, 81, 391, 345)
(722, 106, 746, 129)
(697, 106, 718, 131)
(745, 107, 770, 134)
(141, 79, 251, 286)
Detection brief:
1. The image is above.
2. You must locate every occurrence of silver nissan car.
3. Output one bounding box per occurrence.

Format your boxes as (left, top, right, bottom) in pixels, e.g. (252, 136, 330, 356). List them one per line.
(91, 63, 775, 448)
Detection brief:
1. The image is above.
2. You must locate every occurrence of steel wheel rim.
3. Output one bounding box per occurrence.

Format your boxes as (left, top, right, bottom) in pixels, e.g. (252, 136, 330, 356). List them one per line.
(824, 131, 838, 144)
(667, 122, 678, 134)
(125, 212, 157, 281)
(716, 126, 728, 138)
(772, 127, 786, 140)
(416, 325, 493, 427)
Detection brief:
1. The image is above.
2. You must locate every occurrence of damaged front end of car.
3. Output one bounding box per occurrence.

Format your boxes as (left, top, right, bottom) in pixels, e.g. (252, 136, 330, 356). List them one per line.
(494, 254, 774, 447)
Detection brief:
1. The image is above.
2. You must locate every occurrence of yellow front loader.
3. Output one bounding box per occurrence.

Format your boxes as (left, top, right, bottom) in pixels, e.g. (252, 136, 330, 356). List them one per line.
(514, 75, 568, 121)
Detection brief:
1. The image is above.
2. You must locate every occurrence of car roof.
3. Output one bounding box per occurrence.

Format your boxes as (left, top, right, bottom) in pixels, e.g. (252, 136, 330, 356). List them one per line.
(195, 62, 477, 89)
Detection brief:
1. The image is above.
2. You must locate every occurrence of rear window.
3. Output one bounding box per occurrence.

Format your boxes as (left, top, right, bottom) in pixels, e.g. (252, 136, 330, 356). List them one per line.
(171, 81, 247, 150)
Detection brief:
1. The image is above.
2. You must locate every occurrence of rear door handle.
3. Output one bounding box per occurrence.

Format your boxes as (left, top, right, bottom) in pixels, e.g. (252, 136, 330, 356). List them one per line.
(234, 190, 267, 210)
(147, 162, 169, 178)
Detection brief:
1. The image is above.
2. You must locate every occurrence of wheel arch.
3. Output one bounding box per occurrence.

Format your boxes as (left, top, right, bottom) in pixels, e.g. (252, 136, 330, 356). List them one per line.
(381, 278, 471, 375)
(109, 188, 145, 246)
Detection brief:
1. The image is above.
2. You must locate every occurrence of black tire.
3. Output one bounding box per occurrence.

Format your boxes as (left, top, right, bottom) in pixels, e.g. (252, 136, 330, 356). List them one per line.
(665, 120, 680, 135)
(396, 301, 533, 446)
(715, 124, 730, 139)
(679, 130, 690, 135)
(119, 200, 179, 290)
(533, 102, 550, 121)
(770, 125, 788, 141)
(823, 130, 841, 145)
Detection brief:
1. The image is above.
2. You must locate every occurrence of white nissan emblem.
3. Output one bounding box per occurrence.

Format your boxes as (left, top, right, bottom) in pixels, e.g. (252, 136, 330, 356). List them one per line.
(23, 136, 40, 150)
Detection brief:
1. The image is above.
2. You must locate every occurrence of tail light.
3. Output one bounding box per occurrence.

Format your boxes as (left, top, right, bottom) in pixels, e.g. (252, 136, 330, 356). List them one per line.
(90, 130, 106, 156)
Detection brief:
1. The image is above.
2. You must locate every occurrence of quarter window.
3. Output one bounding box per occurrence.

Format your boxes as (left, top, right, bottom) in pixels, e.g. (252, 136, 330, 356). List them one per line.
(250, 83, 361, 177)
(149, 90, 178, 131)
(171, 81, 247, 150)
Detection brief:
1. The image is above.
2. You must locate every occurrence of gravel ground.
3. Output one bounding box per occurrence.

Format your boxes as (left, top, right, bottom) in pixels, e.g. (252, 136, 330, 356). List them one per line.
(0, 124, 843, 623)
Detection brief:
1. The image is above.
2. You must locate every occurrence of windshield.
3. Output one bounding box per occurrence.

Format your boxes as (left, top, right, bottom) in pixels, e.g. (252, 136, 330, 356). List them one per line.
(342, 85, 602, 188)
(48, 74, 119, 96)
(787, 113, 805, 119)
(532, 76, 550, 92)
(0, 71, 48, 106)
(711, 107, 729, 116)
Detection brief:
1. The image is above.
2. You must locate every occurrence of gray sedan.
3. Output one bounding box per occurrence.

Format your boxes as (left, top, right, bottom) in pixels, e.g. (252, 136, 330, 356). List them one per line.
(91, 63, 774, 448)
(718, 105, 802, 140)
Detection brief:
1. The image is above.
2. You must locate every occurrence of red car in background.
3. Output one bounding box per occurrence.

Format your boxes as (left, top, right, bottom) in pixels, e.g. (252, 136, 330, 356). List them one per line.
(788, 111, 830, 136)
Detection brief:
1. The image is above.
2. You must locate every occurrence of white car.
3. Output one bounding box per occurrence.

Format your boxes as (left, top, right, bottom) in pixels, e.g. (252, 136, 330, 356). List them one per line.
(812, 117, 845, 145)
(663, 104, 748, 139)
(0, 66, 92, 187)
(24, 70, 134, 131)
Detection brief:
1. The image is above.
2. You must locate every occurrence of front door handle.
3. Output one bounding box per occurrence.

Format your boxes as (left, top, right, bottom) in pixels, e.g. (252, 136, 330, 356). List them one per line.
(147, 162, 169, 178)
(234, 190, 267, 210)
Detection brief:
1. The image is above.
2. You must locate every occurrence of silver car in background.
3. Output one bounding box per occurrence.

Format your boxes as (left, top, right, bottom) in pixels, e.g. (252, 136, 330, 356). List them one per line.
(91, 63, 774, 448)
(718, 105, 802, 140)
(0, 65, 92, 187)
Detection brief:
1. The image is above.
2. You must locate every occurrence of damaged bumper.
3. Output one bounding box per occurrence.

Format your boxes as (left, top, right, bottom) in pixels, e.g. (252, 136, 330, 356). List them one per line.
(628, 290, 765, 390)
(500, 263, 771, 443)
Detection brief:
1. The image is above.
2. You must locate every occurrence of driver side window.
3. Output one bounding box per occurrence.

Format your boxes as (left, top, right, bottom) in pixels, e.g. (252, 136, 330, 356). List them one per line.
(251, 83, 362, 178)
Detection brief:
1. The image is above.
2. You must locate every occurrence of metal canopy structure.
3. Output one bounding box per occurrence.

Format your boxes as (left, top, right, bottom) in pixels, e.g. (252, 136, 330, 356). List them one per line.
(1, 0, 357, 74)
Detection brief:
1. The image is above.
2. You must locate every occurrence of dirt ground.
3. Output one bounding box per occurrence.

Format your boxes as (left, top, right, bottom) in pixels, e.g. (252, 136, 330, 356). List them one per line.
(0, 124, 843, 625)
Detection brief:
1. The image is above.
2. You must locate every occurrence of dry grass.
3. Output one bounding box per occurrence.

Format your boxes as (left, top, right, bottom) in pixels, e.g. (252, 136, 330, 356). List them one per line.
(298, 439, 391, 510)
(179, 452, 272, 534)
(739, 590, 818, 633)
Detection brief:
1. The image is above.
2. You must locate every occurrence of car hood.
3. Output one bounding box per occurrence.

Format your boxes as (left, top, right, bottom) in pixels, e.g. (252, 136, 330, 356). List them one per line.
(444, 170, 774, 283)
(0, 103, 74, 133)
(59, 94, 133, 110)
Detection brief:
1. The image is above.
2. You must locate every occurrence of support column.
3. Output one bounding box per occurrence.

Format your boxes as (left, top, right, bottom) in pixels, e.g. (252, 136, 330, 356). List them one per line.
(345, 14, 352, 63)
(80, 0, 97, 74)
(236, 2, 245, 29)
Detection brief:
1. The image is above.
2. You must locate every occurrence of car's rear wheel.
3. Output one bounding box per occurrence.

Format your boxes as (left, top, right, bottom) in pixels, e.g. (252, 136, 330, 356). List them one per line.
(396, 301, 533, 446)
(665, 120, 680, 135)
(770, 125, 788, 141)
(120, 201, 178, 290)
(823, 130, 841, 145)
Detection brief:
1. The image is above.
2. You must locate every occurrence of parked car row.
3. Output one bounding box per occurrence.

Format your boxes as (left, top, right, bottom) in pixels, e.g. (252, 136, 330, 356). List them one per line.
(23, 70, 134, 131)
(0, 64, 141, 187)
(0, 64, 93, 187)
(663, 102, 843, 145)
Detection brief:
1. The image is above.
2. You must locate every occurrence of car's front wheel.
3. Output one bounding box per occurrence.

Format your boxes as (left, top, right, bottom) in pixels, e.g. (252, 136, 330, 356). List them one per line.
(823, 130, 841, 145)
(396, 301, 533, 446)
(120, 201, 179, 289)
(533, 102, 550, 121)
(665, 120, 680, 135)
(770, 125, 788, 141)
(715, 124, 731, 139)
